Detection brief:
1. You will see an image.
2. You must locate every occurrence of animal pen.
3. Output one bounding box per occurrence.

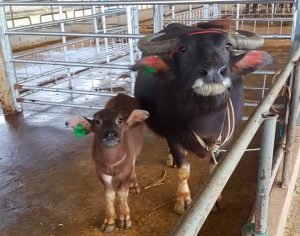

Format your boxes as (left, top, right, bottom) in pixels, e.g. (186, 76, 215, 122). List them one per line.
(0, 0, 300, 235)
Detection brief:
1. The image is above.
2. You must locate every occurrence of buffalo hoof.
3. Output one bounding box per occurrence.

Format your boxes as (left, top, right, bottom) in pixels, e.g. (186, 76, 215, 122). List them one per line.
(129, 183, 141, 194)
(174, 199, 191, 215)
(100, 222, 115, 233)
(166, 154, 176, 168)
(117, 219, 132, 230)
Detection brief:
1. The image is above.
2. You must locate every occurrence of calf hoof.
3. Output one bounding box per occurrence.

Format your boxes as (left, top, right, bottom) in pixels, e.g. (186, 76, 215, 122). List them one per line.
(117, 219, 132, 230)
(100, 222, 115, 233)
(166, 154, 176, 168)
(129, 183, 141, 194)
(174, 199, 191, 215)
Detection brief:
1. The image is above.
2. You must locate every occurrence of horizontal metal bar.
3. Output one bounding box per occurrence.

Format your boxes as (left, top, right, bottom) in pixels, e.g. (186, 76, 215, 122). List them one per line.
(253, 70, 276, 75)
(14, 27, 127, 59)
(171, 45, 300, 236)
(17, 98, 104, 110)
(14, 37, 94, 59)
(11, 59, 132, 70)
(220, 148, 261, 152)
(244, 86, 269, 90)
(0, 0, 294, 6)
(261, 34, 292, 39)
(165, 17, 293, 22)
(9, 9, 127, 32)
(18, 85, 120, 97)
(5, 31, 144, 39)
(17, 45, 130, 84)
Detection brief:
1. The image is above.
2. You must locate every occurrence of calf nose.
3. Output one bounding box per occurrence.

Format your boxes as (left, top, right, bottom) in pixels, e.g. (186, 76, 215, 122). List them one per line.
(102, 130, 118, 140)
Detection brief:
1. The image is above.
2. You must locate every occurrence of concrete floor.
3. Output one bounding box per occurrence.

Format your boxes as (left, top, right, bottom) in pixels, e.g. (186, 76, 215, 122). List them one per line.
(0, 103, 263, 236)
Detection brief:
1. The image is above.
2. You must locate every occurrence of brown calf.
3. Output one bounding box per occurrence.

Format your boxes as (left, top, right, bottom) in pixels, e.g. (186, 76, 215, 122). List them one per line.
(66, 94, 149, 232)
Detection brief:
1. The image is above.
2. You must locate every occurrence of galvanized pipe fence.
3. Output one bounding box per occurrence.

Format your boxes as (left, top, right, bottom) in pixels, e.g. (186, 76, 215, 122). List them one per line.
(0, 0, 299, 235)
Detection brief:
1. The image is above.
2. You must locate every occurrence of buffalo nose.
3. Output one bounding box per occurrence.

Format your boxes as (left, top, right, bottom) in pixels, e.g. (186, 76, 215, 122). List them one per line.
(199, 66, 228, 82)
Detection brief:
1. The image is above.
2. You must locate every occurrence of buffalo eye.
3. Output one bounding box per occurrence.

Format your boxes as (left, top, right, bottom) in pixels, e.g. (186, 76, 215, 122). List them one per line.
(199, 68, 208, 76)
(225, 43, 232, 51)
(180, 47, 187, 53)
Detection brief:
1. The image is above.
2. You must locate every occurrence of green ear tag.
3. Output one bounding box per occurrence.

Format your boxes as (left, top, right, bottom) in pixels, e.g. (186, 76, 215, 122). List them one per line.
(144, 66, 155, 75)
(72, 124, 86, 138)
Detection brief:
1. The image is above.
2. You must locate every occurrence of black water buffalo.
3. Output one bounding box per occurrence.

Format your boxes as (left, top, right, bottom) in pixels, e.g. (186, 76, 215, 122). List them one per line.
(132, 22, 273, 214)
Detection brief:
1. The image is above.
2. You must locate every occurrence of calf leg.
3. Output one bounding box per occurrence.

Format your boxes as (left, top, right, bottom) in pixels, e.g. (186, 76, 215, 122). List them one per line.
(98, 173, 116, 233)
(129, 162, 140, 194)
(117, 180, 132, 230)
(168, 140, 191, 215)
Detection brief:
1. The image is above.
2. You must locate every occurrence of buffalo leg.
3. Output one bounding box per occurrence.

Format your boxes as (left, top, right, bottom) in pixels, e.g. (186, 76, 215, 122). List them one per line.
(117, 179, 132, 230)
(166, 149, 187, 168)
(168, 140, 192, 215)
(166, 150, 176, 167)
(99, 173, 116, 233)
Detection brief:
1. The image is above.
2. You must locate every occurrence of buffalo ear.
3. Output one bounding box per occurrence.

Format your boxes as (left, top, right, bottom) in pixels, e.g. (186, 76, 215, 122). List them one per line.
(231, 50, 274, 75)
(125, 109, 149, 129)
(66, 116, 94, 133)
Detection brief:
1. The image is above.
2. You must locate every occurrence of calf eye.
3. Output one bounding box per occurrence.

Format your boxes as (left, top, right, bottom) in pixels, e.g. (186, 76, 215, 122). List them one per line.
(95, 119, 101, 125)
(118, 118, 123, 124)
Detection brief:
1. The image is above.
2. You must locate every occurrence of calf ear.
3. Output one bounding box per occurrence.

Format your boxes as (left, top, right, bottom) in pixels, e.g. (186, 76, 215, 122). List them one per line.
(65, 116, 93, 133)
(231, 50, 274, 75)
(126, 109, 150, 128)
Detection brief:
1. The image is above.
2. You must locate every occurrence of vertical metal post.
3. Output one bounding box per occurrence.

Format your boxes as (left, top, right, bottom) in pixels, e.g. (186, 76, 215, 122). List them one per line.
(282, 0, 300, 185)
(292, 0, 300, 125)
(101, 5, 110, 63)
(132, 5, 140, 60)
(92, 6, 100, 54)
(126, 6, 135, 94)
(292, 0, 300, 53)
(0, 2, 22, 114)
(213, 4, 220, 18)
(171, 5, 175, 22)
(236, 3, 240, 29)
(203, 4, 209, 18)
(282, 61, 300, 187)
(254, 113, 278, 235)
(9, 5, 15, 28)
(189, 4, 192, 26)
(153, 4, 164, 33)
(58, 1, 72, 89)
(58, 4, 67, 58)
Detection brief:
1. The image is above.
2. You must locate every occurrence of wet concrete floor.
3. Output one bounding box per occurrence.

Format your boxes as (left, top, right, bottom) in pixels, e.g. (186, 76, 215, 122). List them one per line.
(0, 103, 262, 236)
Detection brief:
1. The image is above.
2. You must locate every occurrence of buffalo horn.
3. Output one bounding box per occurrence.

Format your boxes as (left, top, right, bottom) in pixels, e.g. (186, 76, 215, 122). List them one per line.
(228, 30, 264, 50)
(137, 33, 178, 54)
